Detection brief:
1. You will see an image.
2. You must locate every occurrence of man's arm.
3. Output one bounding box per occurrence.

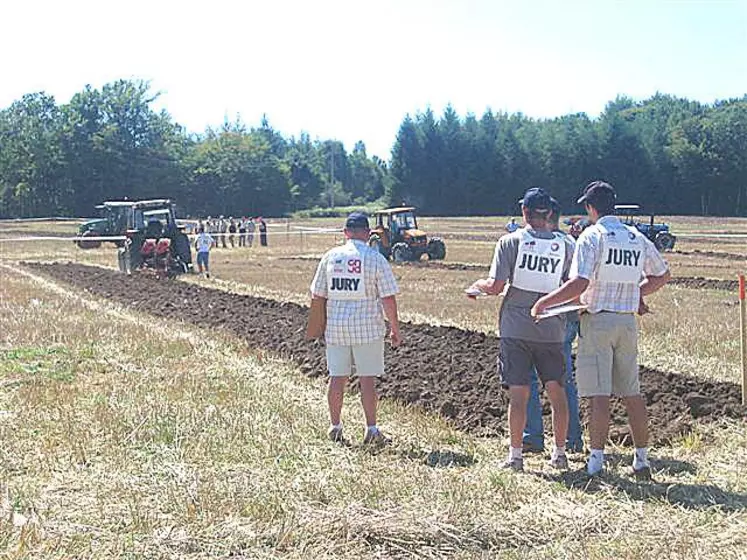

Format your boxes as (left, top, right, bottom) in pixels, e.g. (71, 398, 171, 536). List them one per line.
(469, 277, 506, 296)
(640, 239, 671, 296)
(531, 277, 589, 317)
(532, 232, 594, 316)
(469, 239, 510, 297)
(381, 296, 402, 347)
(640, 270, 671, 296)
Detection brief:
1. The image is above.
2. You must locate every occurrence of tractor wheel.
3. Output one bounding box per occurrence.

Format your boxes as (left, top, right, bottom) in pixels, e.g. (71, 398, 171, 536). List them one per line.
(368, 234, 388, 258)
(76, 230, 102, 250)
(654, 232, 676, 251)
(391, 242, 413, 263)
(427, 238, 446, 260)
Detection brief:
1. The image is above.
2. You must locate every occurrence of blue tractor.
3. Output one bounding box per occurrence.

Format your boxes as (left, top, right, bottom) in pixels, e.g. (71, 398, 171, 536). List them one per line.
(615, 205, 676, 251)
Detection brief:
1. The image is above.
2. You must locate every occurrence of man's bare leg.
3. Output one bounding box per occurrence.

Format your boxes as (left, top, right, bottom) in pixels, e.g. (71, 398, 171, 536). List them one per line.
(358, 376, 378, 427)
(545, 381, 569, 450)
(327, 376, 348, 426)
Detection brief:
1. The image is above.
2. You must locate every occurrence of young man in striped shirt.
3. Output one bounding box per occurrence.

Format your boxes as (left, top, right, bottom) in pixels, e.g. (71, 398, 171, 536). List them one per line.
(532, 181, 670, 479)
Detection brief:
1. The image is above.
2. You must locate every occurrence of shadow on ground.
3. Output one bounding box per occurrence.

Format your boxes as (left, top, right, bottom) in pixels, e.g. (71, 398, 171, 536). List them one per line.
(536, 455, 746, 512)
(400, 447, 478, 468)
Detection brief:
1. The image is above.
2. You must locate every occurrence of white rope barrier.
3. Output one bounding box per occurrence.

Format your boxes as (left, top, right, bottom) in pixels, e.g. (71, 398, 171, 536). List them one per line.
(1, 228, 746, 244)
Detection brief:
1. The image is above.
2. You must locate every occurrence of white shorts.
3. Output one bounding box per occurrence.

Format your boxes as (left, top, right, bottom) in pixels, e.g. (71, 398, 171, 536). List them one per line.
(326, 340, 385, 377)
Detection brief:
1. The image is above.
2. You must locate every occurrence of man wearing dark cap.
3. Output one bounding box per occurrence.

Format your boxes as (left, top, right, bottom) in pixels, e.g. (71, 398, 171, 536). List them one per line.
(532, 181, 671, 479)
(310, 212, 402, 445)
(523, 197, 584, 454)
(468, 187, 573, 471)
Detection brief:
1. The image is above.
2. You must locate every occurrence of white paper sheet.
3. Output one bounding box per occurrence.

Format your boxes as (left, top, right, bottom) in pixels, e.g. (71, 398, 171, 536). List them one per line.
(535, 303, 587, 320)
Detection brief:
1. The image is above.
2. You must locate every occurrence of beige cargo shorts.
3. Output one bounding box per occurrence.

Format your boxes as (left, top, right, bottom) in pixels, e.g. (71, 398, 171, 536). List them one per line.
(576, 312, 639, 397)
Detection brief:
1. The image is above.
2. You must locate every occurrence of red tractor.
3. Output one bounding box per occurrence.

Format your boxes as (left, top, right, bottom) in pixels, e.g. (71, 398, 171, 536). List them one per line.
(117, 199, 192, 278)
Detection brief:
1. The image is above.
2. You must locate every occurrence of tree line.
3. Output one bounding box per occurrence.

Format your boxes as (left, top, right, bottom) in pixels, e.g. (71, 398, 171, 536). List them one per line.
(390, 95, 747, 216)
(1, 80, 745, 218)
(0, 80, 388, 218)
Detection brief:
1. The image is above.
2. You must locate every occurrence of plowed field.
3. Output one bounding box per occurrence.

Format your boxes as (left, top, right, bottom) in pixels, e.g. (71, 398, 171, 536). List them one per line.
(26, 262, 747, 445)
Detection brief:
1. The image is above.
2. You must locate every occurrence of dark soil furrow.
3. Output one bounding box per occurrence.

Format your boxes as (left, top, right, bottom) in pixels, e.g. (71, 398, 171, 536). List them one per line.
(24, 262, 747, 445)
(673, 249, 747, 261)
(669, 277, 739, 291)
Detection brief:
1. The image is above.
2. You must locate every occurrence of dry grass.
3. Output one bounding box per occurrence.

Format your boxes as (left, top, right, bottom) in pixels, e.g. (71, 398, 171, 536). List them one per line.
(1, 264, 747, 559)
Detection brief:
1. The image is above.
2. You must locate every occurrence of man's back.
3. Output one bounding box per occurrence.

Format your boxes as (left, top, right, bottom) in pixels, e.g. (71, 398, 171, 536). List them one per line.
(311, 240, 398, 346)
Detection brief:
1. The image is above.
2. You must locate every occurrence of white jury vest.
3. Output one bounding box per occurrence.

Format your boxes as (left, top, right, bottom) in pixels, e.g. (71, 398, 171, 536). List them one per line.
(512, 230, 566, 294)
(326, 242, 367, 301)
(594, 223, 646, 284)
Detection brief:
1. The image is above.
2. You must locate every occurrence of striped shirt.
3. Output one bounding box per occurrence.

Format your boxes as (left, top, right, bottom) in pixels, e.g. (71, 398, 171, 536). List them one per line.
(311, 240, 399, 346)
(572, 216, 669, 313)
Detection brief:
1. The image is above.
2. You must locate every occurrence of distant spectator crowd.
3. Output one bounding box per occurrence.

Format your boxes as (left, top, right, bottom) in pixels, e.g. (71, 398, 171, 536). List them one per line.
(193, 216, 269, 248)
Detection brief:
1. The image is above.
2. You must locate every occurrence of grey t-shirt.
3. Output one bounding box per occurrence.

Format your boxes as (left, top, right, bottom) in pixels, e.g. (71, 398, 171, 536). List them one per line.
(489, 227, 574, 343)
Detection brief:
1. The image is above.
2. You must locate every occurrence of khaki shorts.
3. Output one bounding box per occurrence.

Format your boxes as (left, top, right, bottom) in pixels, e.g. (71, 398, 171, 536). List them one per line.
(576, 312, 639, 397)
(326, 340, 385, 377)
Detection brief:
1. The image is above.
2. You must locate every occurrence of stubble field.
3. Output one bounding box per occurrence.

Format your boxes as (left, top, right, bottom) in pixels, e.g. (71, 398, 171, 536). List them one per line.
(0, 215, 746, 559)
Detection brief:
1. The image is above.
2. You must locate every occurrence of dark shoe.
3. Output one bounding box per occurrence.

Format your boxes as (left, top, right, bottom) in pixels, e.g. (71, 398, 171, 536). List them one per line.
(327, 426, 345, 443)
(522, 441, 544, 454)
(501, 457, 524, 472)
(549, 454, 569, 470)
(363, 428, 391, 446)
(633, 465, 652, 482)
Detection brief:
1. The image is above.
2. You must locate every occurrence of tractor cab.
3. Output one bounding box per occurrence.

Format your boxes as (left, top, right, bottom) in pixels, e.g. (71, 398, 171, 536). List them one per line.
(614, 204, 676, 251)
(369, 207, 445, 262)
(117, 199, 192, 277)
(76, 201, 133, 249)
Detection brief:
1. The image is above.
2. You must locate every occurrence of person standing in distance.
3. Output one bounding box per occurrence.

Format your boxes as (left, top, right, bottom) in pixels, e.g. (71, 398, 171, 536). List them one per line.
(258, 217, 268, 247)
(468, 188, 572, 471)
(310, 212, 402, 445)
(531, 181, 670, 479)
(194, 226, 215, 278)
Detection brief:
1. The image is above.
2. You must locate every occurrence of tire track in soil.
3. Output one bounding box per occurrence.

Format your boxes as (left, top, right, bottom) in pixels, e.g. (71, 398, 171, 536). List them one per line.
(673, 249, 747, 261)
(282, 257, 741, 291)
(669, 277, 739, 291)
(25, 262, 747, 445)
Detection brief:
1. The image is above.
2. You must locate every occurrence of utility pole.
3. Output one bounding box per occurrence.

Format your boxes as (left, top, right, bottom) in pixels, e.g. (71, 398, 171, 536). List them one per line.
(329, 143, 335, 208)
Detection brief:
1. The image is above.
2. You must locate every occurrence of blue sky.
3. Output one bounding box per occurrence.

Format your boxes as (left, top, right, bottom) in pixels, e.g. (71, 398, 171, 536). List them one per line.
(2, 0, 745, 158)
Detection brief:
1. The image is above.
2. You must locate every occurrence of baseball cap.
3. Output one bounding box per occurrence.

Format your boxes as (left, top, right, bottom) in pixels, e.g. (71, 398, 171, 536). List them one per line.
(345, 211, 370, 230)
(549, 197, 561, 216)
(577, 181, 616, 207)
(519, 187, 552, 212)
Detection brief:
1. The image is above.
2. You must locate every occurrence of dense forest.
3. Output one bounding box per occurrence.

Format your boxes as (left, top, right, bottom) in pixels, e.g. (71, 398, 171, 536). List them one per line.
(1, 80, 745, 218)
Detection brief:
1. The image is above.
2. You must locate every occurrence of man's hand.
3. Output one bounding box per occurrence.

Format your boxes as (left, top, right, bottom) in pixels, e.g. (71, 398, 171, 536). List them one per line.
(390, 328, 403, 347)
(466, 278, 505, 299)
(637, 298, 650, 316)
(531, 297, 549, 318)
(467, 279, 490, 298)
(466, 281, 485, 300)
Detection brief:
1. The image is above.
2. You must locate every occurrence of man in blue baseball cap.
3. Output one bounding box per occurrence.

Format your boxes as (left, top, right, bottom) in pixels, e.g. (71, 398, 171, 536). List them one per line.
(310, 211, 402, 446)
(468, 187, 572, 471)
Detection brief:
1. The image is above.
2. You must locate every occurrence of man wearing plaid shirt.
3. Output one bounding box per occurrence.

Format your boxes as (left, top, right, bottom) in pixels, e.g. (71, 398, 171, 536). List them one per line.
(311, 212, 402, 445)
(532, 181, 670, 479)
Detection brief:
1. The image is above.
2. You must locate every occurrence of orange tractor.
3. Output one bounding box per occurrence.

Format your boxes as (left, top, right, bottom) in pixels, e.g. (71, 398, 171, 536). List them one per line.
(368, 207, 446, 262)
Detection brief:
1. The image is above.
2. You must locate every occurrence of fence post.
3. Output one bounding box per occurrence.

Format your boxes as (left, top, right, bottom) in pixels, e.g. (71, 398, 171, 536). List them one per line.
(739, 274, 746, 405)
